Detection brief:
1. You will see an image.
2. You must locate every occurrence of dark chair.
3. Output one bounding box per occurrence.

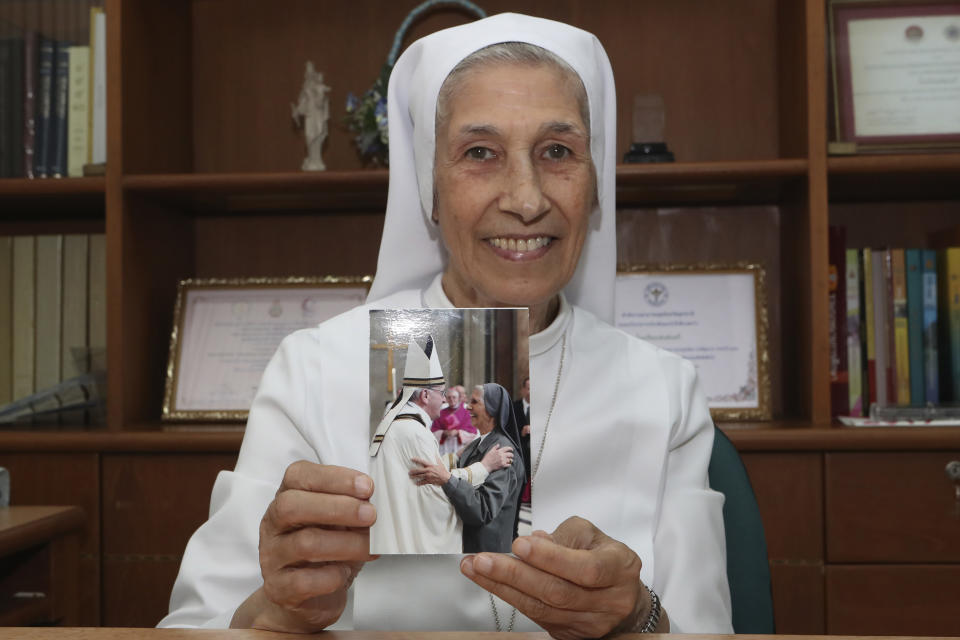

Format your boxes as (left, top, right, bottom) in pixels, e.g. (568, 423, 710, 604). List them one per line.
(707, 426, 776, 634)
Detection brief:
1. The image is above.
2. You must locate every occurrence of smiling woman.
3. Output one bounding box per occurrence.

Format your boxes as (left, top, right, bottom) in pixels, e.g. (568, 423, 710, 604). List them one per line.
(161, 12, 732, 639)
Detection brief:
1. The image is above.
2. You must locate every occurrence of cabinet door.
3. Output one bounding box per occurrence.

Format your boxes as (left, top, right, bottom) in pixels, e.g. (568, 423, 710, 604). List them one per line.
(741, 452, 824, 634)
(827, 565, 960, 636)
(0, 453, 100, 626)
(826, 451, 960, 562)
(101, 453, 237, 627)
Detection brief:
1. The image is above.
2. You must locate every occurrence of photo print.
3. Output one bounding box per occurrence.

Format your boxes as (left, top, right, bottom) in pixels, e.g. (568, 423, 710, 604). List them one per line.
(368, 307, 530, 555)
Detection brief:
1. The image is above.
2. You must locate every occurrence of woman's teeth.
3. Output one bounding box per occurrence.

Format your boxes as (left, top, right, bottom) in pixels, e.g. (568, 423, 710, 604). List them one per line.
(488, 237, 552, 252)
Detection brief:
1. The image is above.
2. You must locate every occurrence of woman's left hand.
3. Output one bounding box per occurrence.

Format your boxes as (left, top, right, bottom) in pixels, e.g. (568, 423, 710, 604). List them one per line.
(460, 516, 664, 640)
(409, 457, 452, 486)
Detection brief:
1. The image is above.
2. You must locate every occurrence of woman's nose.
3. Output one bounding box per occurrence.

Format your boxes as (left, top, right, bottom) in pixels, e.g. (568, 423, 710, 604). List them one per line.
(498, 156, 549, 222)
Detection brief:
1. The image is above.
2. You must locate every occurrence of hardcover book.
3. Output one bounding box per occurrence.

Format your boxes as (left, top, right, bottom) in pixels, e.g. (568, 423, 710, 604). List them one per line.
(891, 249, 910, 406)
(905, 249, 924, 407)
(922, 250, 939, 404)
(846, 248, 863, 416)
(863, 247, 876, 407)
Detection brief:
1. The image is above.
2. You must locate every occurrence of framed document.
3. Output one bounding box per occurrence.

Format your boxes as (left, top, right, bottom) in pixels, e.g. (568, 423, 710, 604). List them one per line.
(614, 264, 771, 421)
(829, 0, 960, 151)
(162, 276, 370, 422)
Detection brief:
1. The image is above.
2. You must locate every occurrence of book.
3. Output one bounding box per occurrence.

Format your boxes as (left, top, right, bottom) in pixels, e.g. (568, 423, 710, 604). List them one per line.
(891, 249, 910, 406)
(828, 226, 848, 416)
(34, 37, 55, 178)
(0, 37, 12, 177)
(12, 236, 36, 401)
(846, 248, 863, 416)
(88, 233, 106, 373)
(871, 250, 889, 407)
(34, 235, 63, 393)
(90, 8, 106, 165)
(0, 237, 12, 404)
(49, 44, 70, 178)
(66, 46, 90, 178)
(905, 249, 924, 407)
(22, 31, 36, 178)
(61, 234, 89, 379)
(882, 249, 897, 403)
(922, 250, 939, 404)
(863, 247, 876, 407)
(938, 248, 960, 402)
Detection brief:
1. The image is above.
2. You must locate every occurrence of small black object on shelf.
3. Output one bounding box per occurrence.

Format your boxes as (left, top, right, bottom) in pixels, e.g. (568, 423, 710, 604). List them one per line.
(623, 142, 675, 163)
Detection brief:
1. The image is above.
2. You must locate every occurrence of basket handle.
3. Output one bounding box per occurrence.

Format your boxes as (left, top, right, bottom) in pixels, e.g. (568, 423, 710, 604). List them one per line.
(386, 0, 488, 67)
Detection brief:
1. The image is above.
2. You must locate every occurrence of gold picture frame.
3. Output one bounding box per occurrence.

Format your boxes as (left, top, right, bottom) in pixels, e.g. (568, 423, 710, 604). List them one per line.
(162, 276, 371, 423)
(615, 263, 771, 421)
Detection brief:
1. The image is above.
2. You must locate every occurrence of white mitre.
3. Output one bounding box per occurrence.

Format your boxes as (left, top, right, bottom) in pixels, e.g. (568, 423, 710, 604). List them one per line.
(369, 335, 445, 457)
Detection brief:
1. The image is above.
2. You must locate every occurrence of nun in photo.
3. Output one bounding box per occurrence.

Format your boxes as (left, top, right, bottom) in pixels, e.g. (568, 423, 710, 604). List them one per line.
(162, 12, 732, 637)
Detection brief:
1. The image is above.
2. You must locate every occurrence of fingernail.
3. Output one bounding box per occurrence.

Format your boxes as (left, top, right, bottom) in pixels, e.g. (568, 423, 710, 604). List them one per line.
(474, 554, 493, 574)
(355, 475, 372, 495)
(358, 502, 375, 523)
(460, 556, 475, 576)
(514, 538, 531, 558)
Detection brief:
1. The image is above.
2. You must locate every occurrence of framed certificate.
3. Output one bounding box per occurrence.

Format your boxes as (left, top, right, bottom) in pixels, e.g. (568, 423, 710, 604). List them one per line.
(614, 264, 771, 421)
(162, 276, 371, 422)
(829, 0, 960, 151)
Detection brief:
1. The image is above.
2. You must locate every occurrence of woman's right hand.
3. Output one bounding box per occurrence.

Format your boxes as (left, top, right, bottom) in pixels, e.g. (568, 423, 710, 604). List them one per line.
(230, 461, 378, 632)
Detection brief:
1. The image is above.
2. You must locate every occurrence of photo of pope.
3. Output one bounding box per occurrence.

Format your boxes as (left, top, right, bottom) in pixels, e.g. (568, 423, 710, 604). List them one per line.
(368, 334, 522, 554)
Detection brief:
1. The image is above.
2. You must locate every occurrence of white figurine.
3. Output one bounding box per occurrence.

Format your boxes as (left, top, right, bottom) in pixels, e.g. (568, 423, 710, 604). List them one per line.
(291, 61, 331, 171)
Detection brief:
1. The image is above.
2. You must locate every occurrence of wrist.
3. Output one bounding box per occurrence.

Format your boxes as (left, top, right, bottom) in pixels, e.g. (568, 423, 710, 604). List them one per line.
(609, 582, 662, 636)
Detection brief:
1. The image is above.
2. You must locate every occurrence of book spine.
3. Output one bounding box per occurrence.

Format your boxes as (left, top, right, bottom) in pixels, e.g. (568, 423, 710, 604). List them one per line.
(88, 233, 107, 372)
(883, 249, 898, 403)
(922, 249, 939, 404)
(0, 39, 11, 178)
(846, 248, 863, 417)
(10, 36, 25, 178)
(61, 234, 89, 379)
(863, 247, 876, 407)
(22, 31, 36, 178)
(0, 236, 12, 404)
(34, 235, 64, 393)
(829, 226, 848, 416)
(947, 248, 960, 401)
(91, 8, 106, 165)
(66, 46, 90, 178)
(50, 45, 70, 178)
(872, 250, 889, 407)
(34, 37, 54, 178)
(892, 249, 910, 405)
(12, 236, 36, 401)
(905, 249, 925, 407)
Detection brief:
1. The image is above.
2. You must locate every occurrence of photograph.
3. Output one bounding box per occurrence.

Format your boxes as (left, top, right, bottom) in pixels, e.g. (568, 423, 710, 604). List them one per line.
(368, 308, 530, 555)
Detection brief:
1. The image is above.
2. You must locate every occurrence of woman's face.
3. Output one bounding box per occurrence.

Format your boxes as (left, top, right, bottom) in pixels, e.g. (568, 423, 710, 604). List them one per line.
(434, 63, 594, 308)
(468, 387, 496, 434)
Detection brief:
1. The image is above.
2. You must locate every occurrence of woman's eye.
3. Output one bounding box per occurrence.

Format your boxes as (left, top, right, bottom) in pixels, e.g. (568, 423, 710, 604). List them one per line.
(543, 144, 571, 160)
(465, 147, 494, 160)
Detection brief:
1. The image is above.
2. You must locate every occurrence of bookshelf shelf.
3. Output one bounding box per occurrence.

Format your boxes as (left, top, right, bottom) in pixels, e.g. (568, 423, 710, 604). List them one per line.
(120, 159, 809, 214)
(828, 153, 960, 202)
(0, 177, 106, 218)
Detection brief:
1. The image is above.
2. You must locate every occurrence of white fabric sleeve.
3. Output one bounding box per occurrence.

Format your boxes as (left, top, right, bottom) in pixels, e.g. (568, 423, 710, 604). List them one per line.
(652, 356, 733, 634)
(450, 461, 488, 486)
(158, 332, 318, 629)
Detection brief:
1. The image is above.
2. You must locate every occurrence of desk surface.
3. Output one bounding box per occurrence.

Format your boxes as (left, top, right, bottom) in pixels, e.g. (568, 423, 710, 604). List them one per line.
(0, 632, 942, 640)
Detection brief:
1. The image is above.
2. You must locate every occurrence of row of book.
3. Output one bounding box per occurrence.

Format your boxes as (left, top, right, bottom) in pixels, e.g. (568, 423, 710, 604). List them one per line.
(829, 229, 960, 417)
(0, 7, 106, 179)
(0, 234, 106, 426)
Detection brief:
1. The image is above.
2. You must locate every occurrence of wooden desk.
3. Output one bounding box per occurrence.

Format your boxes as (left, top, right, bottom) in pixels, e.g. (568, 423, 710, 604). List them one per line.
(0, 632, 937, 640)
(0, 505, 84, 626)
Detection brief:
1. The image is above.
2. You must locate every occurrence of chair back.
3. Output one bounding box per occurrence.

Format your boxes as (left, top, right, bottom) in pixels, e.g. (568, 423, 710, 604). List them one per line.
(708, 426, 775, 633)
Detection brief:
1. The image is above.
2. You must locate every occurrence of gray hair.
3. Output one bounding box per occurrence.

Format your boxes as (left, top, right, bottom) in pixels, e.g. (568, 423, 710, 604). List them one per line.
(436, 42, 590, 140)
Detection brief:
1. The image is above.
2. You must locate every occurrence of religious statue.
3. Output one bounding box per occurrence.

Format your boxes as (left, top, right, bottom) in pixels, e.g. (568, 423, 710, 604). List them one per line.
(291, 61, 331, 171)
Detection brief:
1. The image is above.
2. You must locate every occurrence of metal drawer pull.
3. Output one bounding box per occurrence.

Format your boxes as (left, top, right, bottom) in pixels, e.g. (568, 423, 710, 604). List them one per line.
(947, 461, 960, 518)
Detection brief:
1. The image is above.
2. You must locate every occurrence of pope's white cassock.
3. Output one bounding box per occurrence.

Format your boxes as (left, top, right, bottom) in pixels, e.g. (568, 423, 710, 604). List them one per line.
(159, 275, 733, 633)
(367, 336, 490, 554)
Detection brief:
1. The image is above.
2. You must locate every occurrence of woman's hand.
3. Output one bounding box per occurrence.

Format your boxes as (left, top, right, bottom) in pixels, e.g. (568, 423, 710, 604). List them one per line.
(409, 456, 453, 486)
(460, 516, 667, 639)
(479, 443, 514, 472)
(230, 462, 377, 632)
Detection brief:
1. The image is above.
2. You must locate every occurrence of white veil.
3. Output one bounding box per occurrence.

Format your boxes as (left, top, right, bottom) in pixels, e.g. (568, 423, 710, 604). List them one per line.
(367, 12, 617, 324)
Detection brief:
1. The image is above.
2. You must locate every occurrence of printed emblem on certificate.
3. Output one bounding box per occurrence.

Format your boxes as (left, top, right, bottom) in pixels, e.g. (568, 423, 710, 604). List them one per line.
(368, 308, 530, 555)
(162, 276, 370, 422)
(829, 0, 960, 151)
(614, 264, 771, 421)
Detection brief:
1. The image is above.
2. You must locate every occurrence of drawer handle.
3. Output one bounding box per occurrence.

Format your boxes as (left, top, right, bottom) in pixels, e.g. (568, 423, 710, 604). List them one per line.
(948, 461, 960, 517)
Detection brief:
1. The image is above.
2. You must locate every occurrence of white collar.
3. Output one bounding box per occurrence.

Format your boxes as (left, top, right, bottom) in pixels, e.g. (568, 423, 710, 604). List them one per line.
(424, 273, 571, 357)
